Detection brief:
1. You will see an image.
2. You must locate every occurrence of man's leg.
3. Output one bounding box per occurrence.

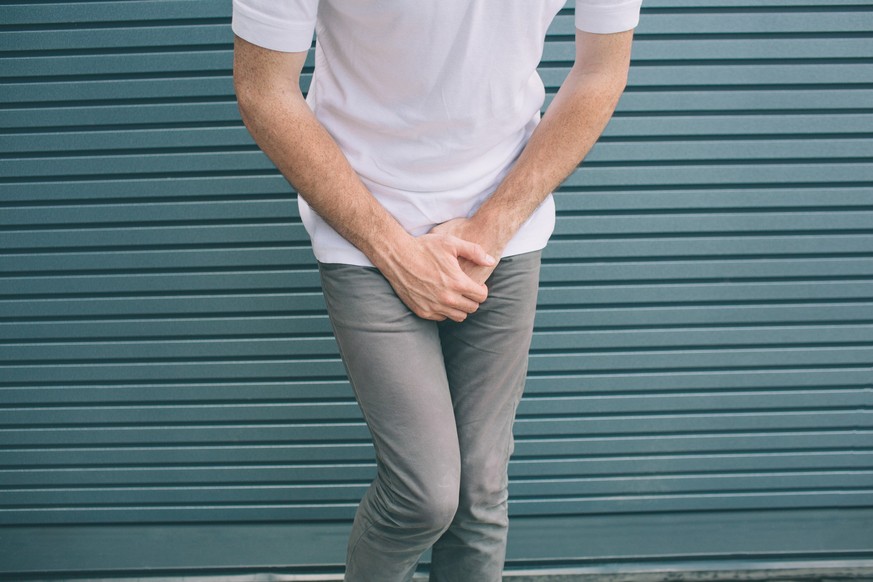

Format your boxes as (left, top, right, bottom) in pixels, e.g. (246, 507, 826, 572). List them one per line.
(318, 262, 462, 582)
(429, 250, 542, 582)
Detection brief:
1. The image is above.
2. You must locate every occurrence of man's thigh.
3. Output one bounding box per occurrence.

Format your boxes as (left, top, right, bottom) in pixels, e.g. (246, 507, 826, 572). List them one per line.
(317, 262, 461, 500)
(438, 250, 542, 414)
(436, 250, 542, 482)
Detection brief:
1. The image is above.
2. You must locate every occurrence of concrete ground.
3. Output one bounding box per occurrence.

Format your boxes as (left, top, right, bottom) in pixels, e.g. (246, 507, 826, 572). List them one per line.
(13, 566, 873, 582)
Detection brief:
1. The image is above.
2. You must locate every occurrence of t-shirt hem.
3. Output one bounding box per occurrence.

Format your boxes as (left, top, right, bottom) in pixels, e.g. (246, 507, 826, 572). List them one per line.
(575, 0, 642, 34)
(311, 227, 553, 269)
(231, 6, 315, 53)
(310, 194, 556, 268)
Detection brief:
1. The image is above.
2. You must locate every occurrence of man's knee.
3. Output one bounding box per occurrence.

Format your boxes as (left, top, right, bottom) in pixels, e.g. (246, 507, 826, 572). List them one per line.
(376, 468, 461, 539)
(399, 477, 460, 536)
(420, 486, 460, 534)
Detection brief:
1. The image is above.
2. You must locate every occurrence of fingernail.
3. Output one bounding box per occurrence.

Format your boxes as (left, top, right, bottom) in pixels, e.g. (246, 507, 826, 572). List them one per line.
(485, 254, 496, 265)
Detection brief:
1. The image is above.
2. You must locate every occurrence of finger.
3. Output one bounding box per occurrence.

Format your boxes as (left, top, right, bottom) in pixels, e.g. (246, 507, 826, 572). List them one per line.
(414, 293, 478, 319)
(445, 272, 487, 303)
(419, 307, 460, 323)
(450, 294, 481, 315)
(422, 287, 480, 321)
(443, 308, 469, 323)
(460, 282, 488, 304)
(450, 237, 496, 267)
(424, 312, 448, 322)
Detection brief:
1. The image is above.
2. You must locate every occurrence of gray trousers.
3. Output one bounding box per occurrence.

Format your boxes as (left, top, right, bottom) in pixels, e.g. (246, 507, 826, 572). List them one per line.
(317, 250, 542, 582)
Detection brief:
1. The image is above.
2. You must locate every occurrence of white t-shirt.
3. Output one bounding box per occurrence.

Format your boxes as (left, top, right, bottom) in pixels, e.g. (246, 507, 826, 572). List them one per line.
(232, 0, 641, 266)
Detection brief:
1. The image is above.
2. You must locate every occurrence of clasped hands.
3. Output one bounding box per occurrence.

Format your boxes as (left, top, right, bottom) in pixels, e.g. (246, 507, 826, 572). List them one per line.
(382, 217, 502, 323)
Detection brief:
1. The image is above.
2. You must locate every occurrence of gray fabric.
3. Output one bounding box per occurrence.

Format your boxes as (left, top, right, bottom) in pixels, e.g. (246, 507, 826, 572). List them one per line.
(318, 251, 542, 582)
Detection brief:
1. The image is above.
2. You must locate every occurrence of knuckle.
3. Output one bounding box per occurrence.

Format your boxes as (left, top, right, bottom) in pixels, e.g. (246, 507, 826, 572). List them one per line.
(420, 310, 445, 322)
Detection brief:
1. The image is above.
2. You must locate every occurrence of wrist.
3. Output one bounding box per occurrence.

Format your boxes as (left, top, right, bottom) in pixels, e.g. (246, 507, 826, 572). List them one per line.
(466, 208, 514, 257)
(366, 225, 414, 274)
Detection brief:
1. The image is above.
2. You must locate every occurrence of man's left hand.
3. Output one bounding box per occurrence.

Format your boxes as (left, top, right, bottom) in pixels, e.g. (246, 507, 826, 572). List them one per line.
(429, 218, 502, 287)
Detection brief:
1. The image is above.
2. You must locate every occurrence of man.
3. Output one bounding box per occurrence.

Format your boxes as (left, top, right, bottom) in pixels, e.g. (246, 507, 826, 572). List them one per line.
(232, 1, 639, 580)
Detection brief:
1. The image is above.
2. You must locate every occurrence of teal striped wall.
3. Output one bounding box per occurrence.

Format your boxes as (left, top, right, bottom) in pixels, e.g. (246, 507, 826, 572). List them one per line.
(1, 0, 872, 578)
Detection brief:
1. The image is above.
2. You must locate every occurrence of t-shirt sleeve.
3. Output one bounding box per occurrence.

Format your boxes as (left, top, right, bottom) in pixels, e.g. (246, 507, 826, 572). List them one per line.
(575, 0, 642, 33)
(232, 0, 319, 53)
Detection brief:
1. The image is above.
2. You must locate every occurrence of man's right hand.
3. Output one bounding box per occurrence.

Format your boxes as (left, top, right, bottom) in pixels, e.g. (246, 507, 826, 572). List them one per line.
(376, 233, 496, 323)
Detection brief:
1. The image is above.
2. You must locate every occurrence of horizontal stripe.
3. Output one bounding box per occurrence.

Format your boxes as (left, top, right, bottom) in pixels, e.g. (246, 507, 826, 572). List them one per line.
(1, 2, 870, 572)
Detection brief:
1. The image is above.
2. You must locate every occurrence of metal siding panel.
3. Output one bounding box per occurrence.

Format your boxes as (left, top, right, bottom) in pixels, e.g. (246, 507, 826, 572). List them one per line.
(1, 0, 872, 577)
(0, 513, 871, 578)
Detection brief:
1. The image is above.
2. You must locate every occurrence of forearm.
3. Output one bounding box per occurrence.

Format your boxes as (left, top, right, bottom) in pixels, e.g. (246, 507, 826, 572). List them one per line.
(233, 36, 494, 321)
(235, 80, 411, 270)
(472, 70, 626, 250)
(468, 30, 634, 254)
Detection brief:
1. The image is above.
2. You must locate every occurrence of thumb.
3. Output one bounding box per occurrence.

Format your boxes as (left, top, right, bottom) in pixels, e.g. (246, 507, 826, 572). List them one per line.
(450, 236, 497, 267)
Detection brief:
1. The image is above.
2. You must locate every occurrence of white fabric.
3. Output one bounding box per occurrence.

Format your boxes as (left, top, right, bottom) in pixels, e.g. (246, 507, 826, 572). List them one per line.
(232, 0, 641, 266)
(576, 0, 644, 33)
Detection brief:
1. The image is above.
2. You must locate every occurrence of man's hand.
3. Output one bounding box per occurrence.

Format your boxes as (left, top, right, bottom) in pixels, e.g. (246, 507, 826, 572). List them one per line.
(441, 29, 634, 274)
(376, 232, 496, 323)
(429, 218, 502, 287)
(234, 36, 489, 323)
